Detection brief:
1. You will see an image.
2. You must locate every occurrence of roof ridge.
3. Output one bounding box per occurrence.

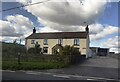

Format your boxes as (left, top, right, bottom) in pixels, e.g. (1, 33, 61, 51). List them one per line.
(35, 31, 87, 34)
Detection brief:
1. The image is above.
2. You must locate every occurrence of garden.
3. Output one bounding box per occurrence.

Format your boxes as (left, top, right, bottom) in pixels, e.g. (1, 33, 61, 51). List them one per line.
(2, 42, 83, 70)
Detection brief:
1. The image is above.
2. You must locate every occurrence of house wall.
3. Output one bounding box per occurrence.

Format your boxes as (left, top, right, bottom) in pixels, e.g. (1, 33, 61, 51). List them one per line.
(86, 35, 90, 58)
(25, 38, 88, 57)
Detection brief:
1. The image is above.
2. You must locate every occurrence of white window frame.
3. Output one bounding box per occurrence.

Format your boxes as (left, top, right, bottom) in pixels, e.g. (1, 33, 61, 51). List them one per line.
(31, 40, 35, 44)
(43, 39, 48, 45)
(58, 39, 63, 45)
(74, 38, 80, 45)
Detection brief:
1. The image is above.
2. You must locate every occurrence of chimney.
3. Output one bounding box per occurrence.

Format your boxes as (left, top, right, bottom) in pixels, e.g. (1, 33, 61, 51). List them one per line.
(33, 27, 36, 33)
(85, 25, 89, 33)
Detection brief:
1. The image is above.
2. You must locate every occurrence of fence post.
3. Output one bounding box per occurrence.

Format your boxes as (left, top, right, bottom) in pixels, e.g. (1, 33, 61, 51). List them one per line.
(18, 52, 21, 65)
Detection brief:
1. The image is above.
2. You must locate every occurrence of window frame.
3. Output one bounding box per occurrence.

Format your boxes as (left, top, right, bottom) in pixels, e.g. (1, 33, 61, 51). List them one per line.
(31, 40, 35, 44)
(74, 38, 80, 46)
(43, 39, 48, 45)
(58, 39, 63, 45)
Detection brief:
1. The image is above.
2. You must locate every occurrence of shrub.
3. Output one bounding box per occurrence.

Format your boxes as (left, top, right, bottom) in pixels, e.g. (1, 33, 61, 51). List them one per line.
(27, 42, 42, 54)
(59, 45, 80, 56)
(59, 45, 81, 64)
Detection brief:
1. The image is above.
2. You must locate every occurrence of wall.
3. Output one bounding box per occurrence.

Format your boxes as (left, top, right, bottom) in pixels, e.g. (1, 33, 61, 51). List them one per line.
(25, 38, 88, 56)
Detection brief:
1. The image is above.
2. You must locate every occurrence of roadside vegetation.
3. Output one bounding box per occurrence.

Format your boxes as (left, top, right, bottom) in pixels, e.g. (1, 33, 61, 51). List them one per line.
(2, 42, 82, 70)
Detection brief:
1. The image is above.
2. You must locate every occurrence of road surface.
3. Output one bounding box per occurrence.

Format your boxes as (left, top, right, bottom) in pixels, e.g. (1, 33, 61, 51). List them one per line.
(2, 70, 119, 81)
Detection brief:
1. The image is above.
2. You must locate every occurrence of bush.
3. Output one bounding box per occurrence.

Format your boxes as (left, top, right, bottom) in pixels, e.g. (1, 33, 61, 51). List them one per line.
(59, 45, 81, 64)
(59, 45, 80, 56)
(27, 43, 42, 54)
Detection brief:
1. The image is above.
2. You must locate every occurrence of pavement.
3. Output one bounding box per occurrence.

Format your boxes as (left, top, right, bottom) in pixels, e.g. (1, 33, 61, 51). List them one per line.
(2, 56, 119, 81)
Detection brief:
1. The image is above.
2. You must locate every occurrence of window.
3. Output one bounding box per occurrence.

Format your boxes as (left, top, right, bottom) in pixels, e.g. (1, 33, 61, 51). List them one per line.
(74, 39, 79, 45)
(43, 39, 48, 45)
(43, 47, 48, 53)
(31, 40, 35, 44)
(58, 39, 63, 45)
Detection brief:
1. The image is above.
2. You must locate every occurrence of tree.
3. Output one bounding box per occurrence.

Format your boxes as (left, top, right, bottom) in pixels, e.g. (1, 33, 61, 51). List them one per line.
(59, 45, 80, 56)
(13, 39, 17, 44)
(28, 42, 42, 54)
(35, 42, 42, 54)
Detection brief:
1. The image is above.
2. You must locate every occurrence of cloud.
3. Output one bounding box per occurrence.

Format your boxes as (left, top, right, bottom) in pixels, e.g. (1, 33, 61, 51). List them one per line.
(5, 15, 33, 34)
(19, 0, 107, 30)
(1, 0, 118, 46)
(0, 20, 23, 37)
(0, 14, 34, 41)
(38, 26, 61, 33)
(19, 0, 118, 42)
(1, 14, 118, 45)
(0, 36, 18, 42)
(89, 24, 118, 41)
(101, 36, 119, 53)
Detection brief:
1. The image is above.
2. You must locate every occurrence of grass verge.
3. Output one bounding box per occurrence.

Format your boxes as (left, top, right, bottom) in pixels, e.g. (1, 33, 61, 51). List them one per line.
(2, 61, 69, 70)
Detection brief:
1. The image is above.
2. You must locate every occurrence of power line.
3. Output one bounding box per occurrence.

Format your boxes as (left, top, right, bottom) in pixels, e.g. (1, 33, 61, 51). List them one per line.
(1, 0, 51, 12)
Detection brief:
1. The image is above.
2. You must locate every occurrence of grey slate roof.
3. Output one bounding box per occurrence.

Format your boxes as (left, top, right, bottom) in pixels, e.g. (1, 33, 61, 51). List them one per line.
(25, 31, 88, 39)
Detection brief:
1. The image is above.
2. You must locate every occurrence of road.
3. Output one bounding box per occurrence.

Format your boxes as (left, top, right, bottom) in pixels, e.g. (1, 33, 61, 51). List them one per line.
(2, 70, 119, 81)
(2, 56, 119, 81)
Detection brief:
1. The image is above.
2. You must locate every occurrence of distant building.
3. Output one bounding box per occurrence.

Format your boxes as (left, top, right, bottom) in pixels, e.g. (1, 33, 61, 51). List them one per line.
(90, 47, 109, 56)
(109, 52, 115, 56)
(90, 47, 98, 56)
(25, 26, 91, 58)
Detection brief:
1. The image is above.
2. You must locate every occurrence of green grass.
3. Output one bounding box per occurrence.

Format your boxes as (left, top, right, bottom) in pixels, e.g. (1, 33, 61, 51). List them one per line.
(2, 61, 69, 70)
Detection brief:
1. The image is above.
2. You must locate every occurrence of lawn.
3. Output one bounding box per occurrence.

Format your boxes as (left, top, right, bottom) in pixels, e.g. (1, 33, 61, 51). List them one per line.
(2, 61, 69, 70)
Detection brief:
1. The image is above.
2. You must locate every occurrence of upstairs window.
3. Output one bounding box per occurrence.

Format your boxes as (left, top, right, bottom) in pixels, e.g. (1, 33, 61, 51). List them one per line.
(43, 39, 48, 45)
(58, 39, 63, 45)
(74, 39, 80, 45)
(31, 40, 35, 44)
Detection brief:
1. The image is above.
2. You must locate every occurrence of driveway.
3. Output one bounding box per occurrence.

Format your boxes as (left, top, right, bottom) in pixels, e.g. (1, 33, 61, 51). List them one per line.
(80, 56, 118, 68)
(44, 56, 119, 79)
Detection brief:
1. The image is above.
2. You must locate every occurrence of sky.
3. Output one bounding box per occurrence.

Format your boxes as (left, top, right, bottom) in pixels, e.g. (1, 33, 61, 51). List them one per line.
(0, 0, 119, 53)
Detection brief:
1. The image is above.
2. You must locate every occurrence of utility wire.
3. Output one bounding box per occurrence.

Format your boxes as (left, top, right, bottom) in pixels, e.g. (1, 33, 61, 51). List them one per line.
(1, 0, 51, 12)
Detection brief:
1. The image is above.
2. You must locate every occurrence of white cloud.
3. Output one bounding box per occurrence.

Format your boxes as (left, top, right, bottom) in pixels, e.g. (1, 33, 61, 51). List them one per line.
(0, 15, 34, 42)
(38, 26, 61, 33)
(19, 0, 107, 30)
(6, 15, 33, 34)
(0, 20, 25, 37)
(1, 14, 118, 46)
(89, 24, 118, 41)
(0, 36, 18, 42)
(18, 0, 118, 42)
(89, 24, 103, 34)
(1, 0, 118, 46)
(101, 36, 119, 53)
